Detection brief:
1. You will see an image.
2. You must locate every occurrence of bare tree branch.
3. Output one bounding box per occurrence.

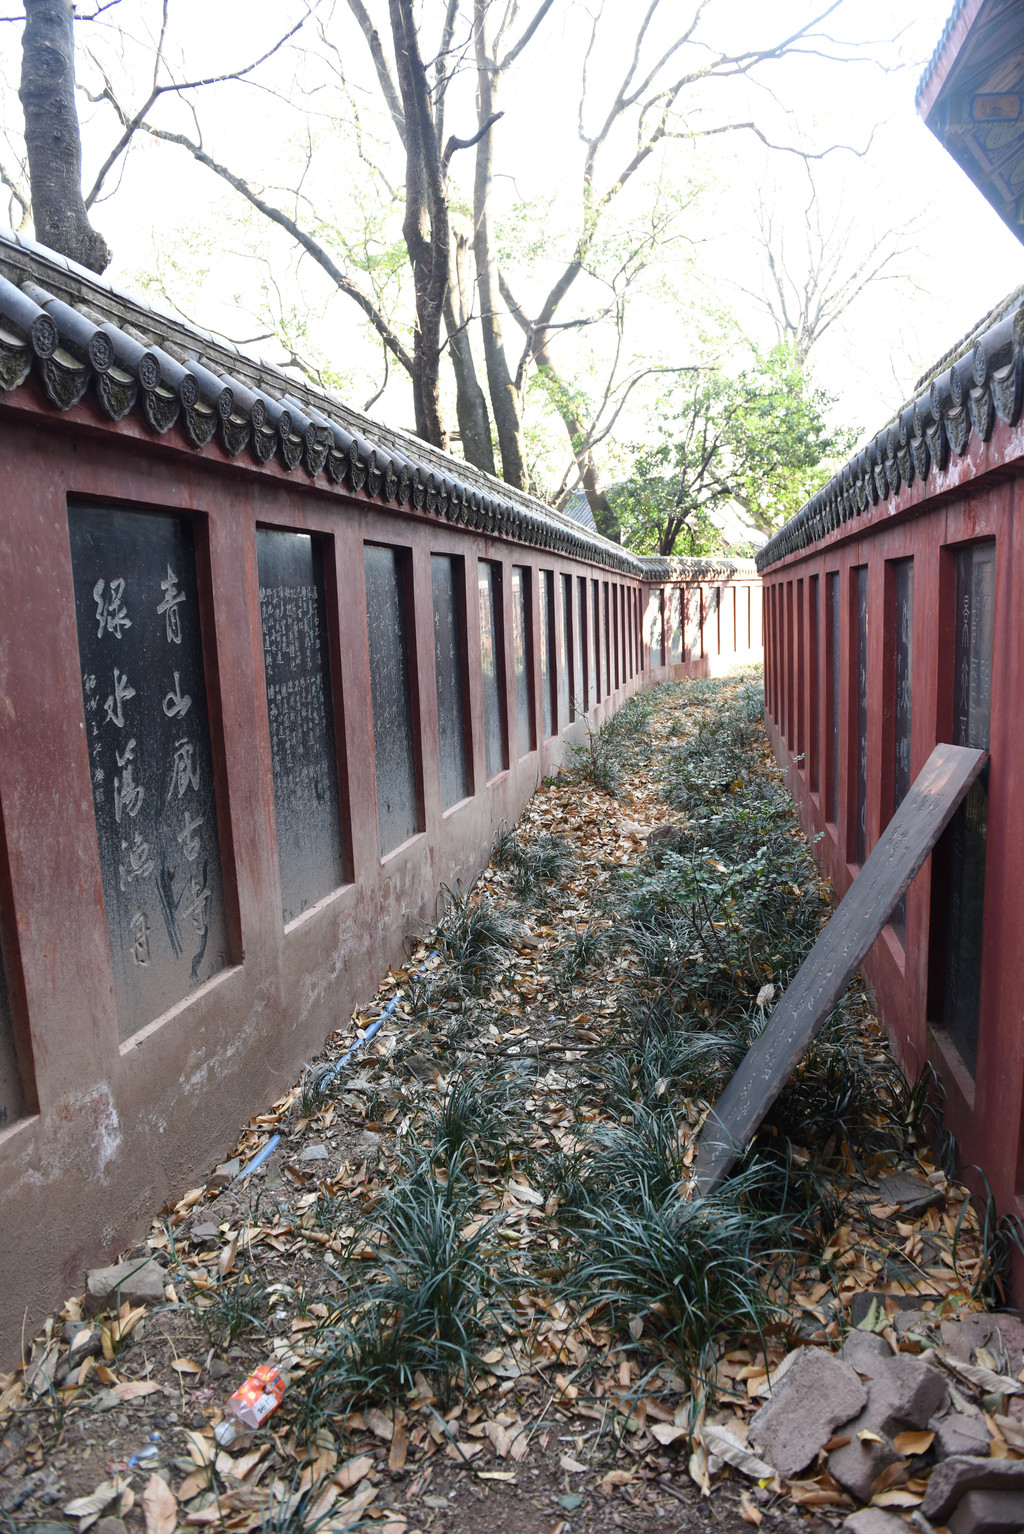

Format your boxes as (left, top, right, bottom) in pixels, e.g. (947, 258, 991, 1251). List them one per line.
(137, 118, 416, 375)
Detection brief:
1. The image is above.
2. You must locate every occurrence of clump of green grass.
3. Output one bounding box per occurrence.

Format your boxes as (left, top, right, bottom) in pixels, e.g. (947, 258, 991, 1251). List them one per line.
(431, 880, 520, 996)
(421, 1068, 511, 1165)
(556, 921, 604, 985)
(191, 1269, 269, 1348)
(294, 1157, 509, 1427)
(565, 1165, 789, 1408)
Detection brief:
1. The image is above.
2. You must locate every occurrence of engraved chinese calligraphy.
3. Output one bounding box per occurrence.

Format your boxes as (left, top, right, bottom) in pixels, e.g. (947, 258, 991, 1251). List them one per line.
(430, 555, 469, 810)
(70, 504, 229, 1039)
(943, 540, 995, 1073)
(478, 562, 508, 781)
(539, 570, 556, 739)
(364, 545, 420, 854)
(512, 567, 534, 757)
(258, 530, 346, 922)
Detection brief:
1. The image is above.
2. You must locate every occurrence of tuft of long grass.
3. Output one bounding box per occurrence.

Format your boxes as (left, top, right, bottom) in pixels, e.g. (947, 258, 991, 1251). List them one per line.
(431, 880, 520, 996)
(421, 1069, 511, 1166)
(565, 1168, 789, 1404)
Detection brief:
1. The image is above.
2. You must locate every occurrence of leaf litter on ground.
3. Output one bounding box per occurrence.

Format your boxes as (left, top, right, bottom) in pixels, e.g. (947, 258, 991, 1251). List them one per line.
(1, 671, 1019, 1534)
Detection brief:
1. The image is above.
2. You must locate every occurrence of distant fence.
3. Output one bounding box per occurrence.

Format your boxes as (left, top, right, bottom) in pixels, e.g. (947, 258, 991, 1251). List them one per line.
(0, 231, 761, 1355)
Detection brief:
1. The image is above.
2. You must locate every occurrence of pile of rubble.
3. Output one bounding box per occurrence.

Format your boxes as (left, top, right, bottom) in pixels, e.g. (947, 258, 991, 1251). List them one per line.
(749, 1310, 1024, 1532)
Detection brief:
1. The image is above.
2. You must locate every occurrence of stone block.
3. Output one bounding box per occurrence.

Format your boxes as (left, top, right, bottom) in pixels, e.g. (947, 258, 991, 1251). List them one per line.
(84, 1257, 166, 1316)
(828, 1429, 899, 1505)
(940, 1313, 1024, 1375)
(830, 1341, 949, 1502)
(948, 1488, 1024, 1534)
(877, 1171, 945, 1218)
(841, 1511, 906, 1534)
(931, 1408, 991, 1460)
(749, 1348, 867, 1478)
(923, 1453, 1024, 1522)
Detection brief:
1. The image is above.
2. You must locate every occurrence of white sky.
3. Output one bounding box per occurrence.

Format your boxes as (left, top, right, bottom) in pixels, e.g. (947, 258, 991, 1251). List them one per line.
(2, 0, 1022, 487)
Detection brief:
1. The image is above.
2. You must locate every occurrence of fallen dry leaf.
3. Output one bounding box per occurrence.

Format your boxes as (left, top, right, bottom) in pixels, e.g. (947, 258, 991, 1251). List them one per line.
(63, 1478, 122, 1529)
(892, 1430, 934, 1456)
(142, 1472, 177, 1534)
(701, 1424, 776, 1480)
(113, 1380, 162, 1401)
(170, 1358, 203, 1375)
(598, 1469, 633, 1496)
(558, 1452, 587, 1473)
(651, 1423, 688, 1446)
(366, 1406, 395, 1440)
(739, 1491, 763, 1525)
(484, 1420, 512, 1457)
(389, 1423, 408, 1471)
(333, 1454, 374, 1490)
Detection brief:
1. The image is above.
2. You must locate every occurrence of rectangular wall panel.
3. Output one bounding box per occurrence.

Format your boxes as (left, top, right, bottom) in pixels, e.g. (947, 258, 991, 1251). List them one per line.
(808, 575, 820, 795)
(890, 560, 914, 942)
(478, 561, 508, 780)
(539, 570, 556, 738)
(646, 586, 664, 667)
(258, 530, 345, 923)
(431, 554, 470, 810)
(942, 541, 995, 1071)
(827, 572, 840, 825)
(854, 566, 869, 865)
(592, 581, 602, 699)
(560, 573, 574, 724)
(70, 503, 229, 1038)
(364, 544, 420, 854)
(512, 566, 535, 756)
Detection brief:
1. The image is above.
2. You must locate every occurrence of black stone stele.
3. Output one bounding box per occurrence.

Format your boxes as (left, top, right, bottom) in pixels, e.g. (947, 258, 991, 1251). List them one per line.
(257, 529, 346, 923)
(69, 502, 230, 1038)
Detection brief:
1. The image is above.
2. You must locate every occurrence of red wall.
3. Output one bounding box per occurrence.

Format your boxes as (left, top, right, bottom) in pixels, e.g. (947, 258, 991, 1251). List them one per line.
(759, 412, 1024, 1241)
(0, 388, 759, 1358)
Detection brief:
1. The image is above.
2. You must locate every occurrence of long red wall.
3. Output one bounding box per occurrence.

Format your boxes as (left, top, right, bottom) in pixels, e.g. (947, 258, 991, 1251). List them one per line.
(759, 409, 1024, 1241)
(0, 385, 759, 1358)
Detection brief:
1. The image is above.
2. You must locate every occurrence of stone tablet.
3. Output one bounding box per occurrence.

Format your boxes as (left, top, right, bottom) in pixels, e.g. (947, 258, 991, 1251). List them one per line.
(430, 554, 469, 810)
(364, 544, 420, 854)
(257, 529, 345, 922)
(70, 503, 229, 1038)
(478, 561, 507, 781)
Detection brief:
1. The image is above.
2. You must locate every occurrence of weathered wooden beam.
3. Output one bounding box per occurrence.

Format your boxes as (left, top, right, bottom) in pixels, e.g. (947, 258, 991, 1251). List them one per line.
(692, 742, 987, 1195)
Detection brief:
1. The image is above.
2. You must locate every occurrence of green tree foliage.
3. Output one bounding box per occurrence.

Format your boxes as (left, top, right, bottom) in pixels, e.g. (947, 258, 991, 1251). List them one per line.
(611, 340, 856, 557)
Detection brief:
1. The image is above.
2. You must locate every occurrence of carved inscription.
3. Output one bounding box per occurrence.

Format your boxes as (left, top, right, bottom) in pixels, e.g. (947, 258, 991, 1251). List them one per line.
(431, 555, 469, 809)
(258, 530, 345, 922)
(512, 567, 534, 756)
(478, 562, 507, 780)
(70, 504, 228, 1039)
(365, 545, 420, 854)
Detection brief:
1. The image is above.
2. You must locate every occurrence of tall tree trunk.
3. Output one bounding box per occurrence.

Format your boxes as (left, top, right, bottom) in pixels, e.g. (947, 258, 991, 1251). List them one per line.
(501, 271, 616, 537)
(534, 335, 617, 537)
(472, 0, 527, 490)
(444, 231, 495, 474)
(20, 0, 110, 274)
(389, 0, 449, 450)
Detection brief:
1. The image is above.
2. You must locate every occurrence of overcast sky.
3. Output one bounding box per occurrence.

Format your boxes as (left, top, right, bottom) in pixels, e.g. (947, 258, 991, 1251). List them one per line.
(3, 0, 1021, 466)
